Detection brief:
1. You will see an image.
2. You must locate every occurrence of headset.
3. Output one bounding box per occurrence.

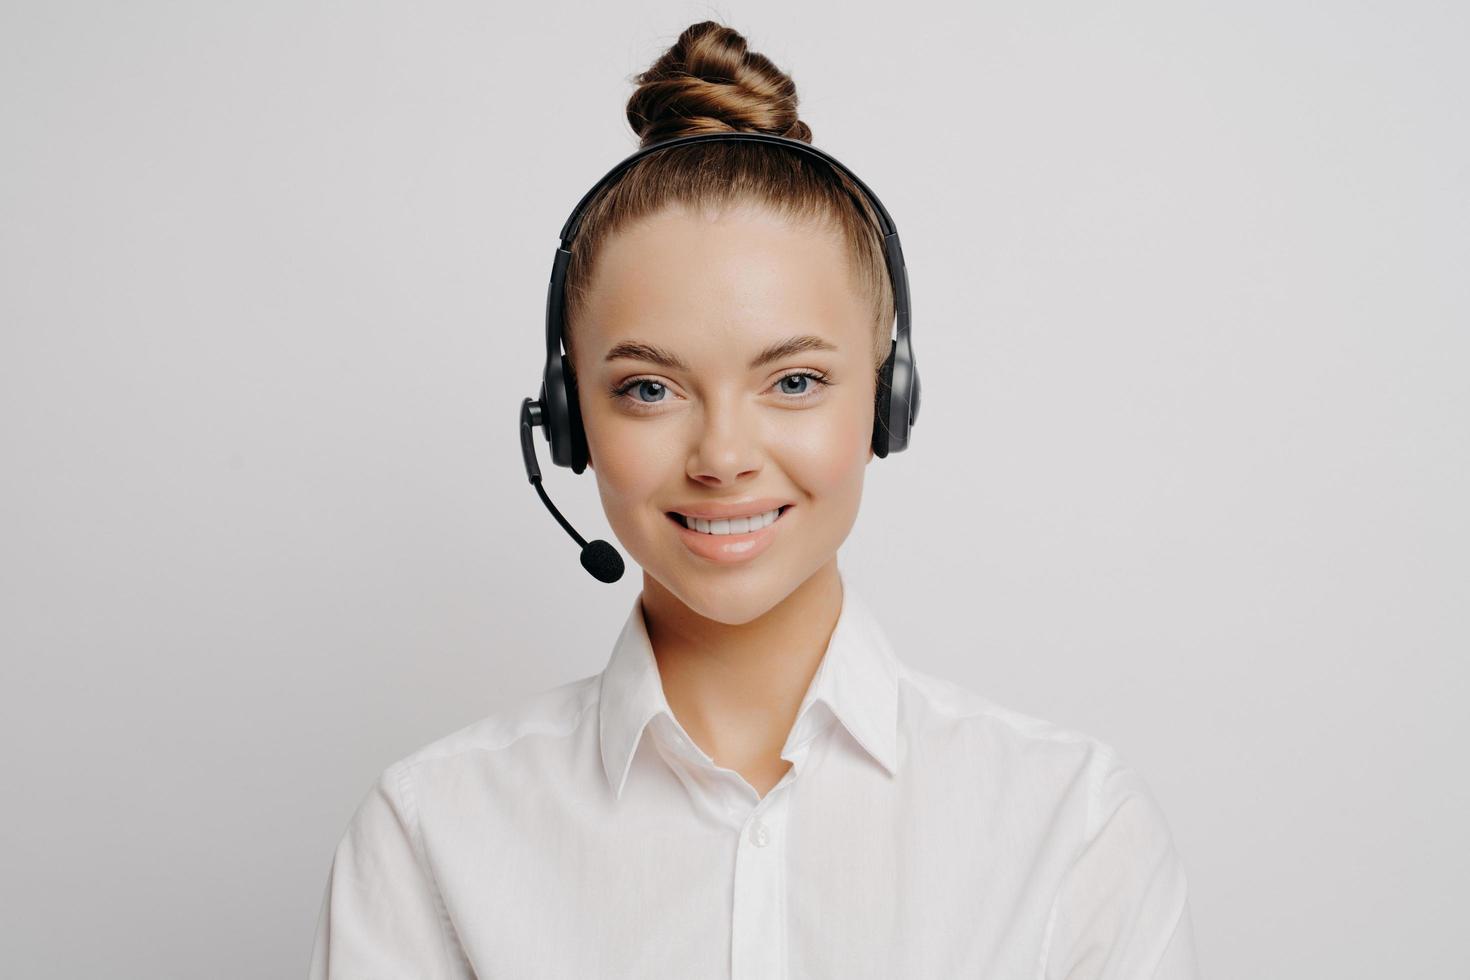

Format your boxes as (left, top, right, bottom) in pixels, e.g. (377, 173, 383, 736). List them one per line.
(519, 131, 921, 583)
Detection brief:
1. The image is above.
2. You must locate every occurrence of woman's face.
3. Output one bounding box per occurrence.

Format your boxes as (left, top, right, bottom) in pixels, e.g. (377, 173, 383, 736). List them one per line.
(571, 203, 879, 625)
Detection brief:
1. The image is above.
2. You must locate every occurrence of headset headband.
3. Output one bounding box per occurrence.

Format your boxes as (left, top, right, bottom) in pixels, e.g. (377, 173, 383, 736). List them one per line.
(556, 131, 899, 241)
(546, 131, 912, 367)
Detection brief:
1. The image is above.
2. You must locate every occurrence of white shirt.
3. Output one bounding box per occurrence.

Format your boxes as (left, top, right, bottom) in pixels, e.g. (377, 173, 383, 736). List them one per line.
(309, 568, 1201, 978)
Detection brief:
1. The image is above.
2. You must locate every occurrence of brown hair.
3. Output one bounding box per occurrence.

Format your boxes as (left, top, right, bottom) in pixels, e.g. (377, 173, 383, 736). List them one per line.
(562, 20, 896, 380)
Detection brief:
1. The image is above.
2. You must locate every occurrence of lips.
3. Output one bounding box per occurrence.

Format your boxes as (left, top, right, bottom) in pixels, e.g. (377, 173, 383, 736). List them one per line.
(667, 503, 790, 564)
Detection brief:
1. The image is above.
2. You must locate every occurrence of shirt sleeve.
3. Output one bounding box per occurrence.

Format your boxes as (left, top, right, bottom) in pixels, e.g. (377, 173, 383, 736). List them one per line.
(308, 763, 472, 979)
(1040, 747, 1202, 980)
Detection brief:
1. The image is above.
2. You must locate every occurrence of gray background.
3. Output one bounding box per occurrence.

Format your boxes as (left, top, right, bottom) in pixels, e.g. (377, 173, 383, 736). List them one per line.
(2, 2, 1465, 977)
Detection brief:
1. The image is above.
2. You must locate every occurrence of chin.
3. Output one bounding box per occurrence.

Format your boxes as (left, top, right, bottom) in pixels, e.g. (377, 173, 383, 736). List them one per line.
(664, 552, 833, 625)
(641, 563, 784, 623)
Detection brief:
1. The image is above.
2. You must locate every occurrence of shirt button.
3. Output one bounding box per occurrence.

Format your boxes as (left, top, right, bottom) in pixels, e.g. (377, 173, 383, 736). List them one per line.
(750, 820, 770, 847)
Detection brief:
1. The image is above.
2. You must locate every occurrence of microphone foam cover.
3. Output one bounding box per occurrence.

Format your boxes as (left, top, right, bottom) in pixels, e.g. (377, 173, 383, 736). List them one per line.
(580, 539, 625, 583)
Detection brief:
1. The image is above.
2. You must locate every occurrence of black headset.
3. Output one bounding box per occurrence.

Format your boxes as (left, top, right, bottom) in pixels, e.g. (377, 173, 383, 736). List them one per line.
(519, 131, 921, 583)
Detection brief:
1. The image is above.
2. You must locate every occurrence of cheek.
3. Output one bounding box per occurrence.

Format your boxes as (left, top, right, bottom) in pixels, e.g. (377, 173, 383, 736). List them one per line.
(585, 414, 658, 500)
(581, 412, 689, 545)
(777, 390, 874, 496)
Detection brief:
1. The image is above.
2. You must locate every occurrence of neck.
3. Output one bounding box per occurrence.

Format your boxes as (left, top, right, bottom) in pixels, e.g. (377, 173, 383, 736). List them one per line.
(640, 560, 844, 775)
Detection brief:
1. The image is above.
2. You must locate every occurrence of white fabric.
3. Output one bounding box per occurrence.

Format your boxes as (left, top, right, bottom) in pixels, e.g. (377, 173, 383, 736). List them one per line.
(310, 568, 1201, 978)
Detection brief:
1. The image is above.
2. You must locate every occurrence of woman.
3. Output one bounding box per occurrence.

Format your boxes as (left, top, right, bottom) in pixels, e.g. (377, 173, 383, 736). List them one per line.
(310, 20, 1200, 979)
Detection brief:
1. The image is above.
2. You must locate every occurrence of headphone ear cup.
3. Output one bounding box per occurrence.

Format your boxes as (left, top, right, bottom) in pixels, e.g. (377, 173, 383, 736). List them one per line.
(871, 345, 897, 459)
(543, 355, 590, 473)
(564, 359, 590, 474)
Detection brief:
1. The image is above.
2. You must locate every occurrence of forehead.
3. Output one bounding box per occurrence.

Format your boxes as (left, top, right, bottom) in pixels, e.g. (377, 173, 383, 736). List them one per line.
(580, 204, 869, 359)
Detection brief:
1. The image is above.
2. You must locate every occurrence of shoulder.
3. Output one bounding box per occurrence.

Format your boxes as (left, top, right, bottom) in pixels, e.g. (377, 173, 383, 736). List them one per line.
(900, 661, 1118, 757)
(898, 663, 1184, 877)
(897, 662, 1160, 823)
(381, 673, 602, 781)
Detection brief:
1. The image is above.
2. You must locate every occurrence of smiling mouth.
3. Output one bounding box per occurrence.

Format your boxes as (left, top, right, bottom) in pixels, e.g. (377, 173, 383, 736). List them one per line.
(666, 505, 792, 535)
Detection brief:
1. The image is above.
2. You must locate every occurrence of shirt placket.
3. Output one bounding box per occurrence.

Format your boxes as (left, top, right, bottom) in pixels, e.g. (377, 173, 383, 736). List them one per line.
(656, 711, 826, 980)
(730, 780, 791, 980)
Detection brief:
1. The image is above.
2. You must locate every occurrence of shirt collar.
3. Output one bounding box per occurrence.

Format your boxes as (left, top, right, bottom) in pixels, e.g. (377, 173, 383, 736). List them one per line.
(598, 567, 901, 800)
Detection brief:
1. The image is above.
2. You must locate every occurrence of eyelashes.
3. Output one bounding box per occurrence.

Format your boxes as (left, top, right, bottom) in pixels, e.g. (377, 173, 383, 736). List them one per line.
(609, 370, 832, 412)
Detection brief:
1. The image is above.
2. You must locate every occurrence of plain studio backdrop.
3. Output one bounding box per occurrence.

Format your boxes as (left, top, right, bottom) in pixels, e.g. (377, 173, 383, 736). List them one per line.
(1, 1, 1465, 977)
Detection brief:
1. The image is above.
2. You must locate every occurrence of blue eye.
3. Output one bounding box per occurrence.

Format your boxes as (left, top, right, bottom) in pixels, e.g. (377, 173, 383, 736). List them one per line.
(610, 370, 832, 412)
(625, 379, 668, 404)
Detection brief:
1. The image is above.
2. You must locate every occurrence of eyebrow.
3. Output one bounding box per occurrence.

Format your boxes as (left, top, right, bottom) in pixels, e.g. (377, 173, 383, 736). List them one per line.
(603, 335, 839, 371)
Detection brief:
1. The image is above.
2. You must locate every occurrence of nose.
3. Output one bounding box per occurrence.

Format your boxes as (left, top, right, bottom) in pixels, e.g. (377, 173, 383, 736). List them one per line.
(685, 393, 763, 486)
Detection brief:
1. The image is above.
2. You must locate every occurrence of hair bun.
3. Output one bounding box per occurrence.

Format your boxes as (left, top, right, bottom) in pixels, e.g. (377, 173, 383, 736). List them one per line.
(626, 21, 813, 147)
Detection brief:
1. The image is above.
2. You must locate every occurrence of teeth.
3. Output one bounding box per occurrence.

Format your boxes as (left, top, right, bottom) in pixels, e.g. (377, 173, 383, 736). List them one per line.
(681, 507, 783, 535)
